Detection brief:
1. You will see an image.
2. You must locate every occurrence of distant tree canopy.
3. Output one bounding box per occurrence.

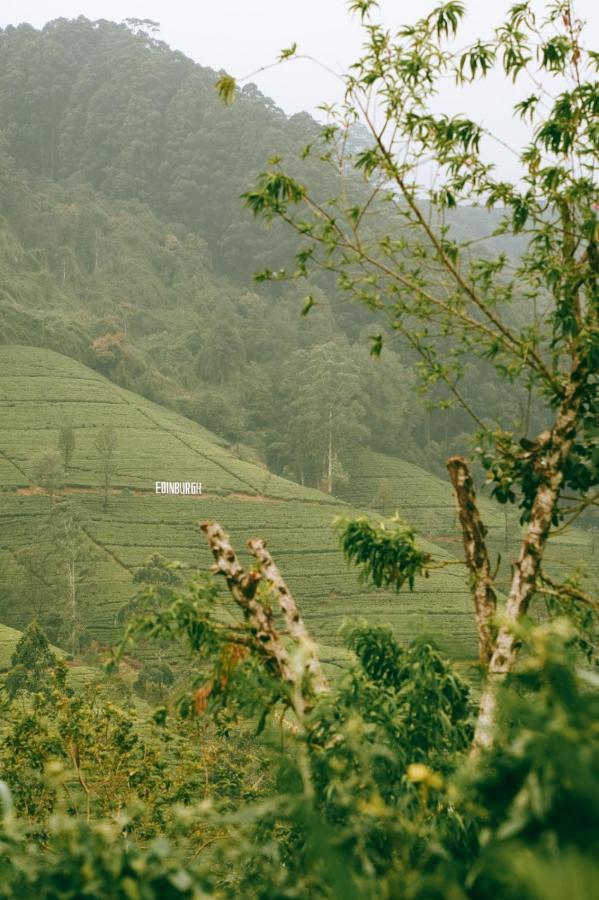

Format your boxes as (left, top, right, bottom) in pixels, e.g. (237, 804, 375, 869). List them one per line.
(5, 621, 66, 698)
(0, 16, 320, 279)
(30, 451, 64, 503)
(57, 422, 76, 473)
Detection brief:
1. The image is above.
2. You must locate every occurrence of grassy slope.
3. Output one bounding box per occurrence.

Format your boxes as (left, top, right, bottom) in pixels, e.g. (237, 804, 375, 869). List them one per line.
(340, 448, 598, 602)
(0, 346, 483, 661)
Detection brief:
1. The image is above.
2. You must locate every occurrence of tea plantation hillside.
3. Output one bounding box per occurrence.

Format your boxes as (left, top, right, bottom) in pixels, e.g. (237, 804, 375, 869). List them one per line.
(0, 346, 484, 660)
(340, 448, 598, 600)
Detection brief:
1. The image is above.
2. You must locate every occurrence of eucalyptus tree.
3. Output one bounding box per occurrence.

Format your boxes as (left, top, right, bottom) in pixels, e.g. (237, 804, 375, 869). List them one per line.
(219, 0, 598, 746)
(57, 421, 76, 474)
(94, 424, 118, 512)
(278, 342, 367, 490)
(30, 451, 64, 505)
(48, 500, 95, 654)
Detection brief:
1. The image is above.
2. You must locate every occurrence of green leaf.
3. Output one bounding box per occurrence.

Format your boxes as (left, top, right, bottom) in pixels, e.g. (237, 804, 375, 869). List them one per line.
(214, 74, 237, 105)
(369, 334, 383, 357)
(279, 42, 298, 61)
(431, 2, 465, 39)
(354, 148, 381, 177)
(348, 0, 379, 21)
(301, 295, 315, 316)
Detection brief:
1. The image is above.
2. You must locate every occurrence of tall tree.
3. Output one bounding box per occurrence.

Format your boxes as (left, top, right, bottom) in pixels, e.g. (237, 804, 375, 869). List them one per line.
(12, 541, 64, 628)
(48, 500, 95, 653)
(94, 424, 118, 512)
(227, 0, 598, 746)
(371, 478, 392, 516)
(30, 451, 64, 504)
(277, 342, 367, 491)
(57, 421, 76, 474)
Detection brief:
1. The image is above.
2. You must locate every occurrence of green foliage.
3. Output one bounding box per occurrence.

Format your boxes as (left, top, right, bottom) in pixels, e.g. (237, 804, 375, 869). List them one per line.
(421, 621, 599, 900)
(30, 451, 64, 500)
(4, 623, 66, 699)
(0, 7, 596, 894)
(336, 516, 432, 590)
(0, 813, 206, 898)
(272, 342, 368, 491)
(470, 620, 599, 849)
(0, 16, 537, 481)
(327, 621, 472, 768)
(0, 537, 597, 898)
(111, 548, 599, 898)
(278, 42, 298, 61)
(134, 660, 175, 701)
(242, 0, 598, 532)
(116, 567, 287, 724)
(214, 74, 237, 105)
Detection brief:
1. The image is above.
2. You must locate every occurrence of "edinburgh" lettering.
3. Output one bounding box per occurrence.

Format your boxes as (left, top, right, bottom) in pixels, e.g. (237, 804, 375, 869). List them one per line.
(155, 481, 203, 495)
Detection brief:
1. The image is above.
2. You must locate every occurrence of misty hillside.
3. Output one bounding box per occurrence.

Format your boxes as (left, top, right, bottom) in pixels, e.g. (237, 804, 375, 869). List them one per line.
(0, 18, 526, 277)
(0, 16, 325, 280)
(0, 17, 538, 488)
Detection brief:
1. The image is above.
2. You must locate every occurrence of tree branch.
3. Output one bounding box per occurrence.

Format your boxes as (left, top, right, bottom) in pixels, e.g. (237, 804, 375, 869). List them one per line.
(474, 374, 584, 749)
(446, 456, 497, 666)
(199, 521, 296, 688)
(538, 573, 599, 612)
(247, 537, 329, 694)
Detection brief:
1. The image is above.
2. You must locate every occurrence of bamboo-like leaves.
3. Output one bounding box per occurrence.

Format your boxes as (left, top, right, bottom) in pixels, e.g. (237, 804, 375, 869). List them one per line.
(214, 74, 237, 104)
(336, 516, 431, 592)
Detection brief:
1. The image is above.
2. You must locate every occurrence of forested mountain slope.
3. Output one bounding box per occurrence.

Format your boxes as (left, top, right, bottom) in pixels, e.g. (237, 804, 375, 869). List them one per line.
(0, 18, 527, 273)
(0, 346, 481, 659)
(0, 16, 325, 280)
(0, 17, 540, 486)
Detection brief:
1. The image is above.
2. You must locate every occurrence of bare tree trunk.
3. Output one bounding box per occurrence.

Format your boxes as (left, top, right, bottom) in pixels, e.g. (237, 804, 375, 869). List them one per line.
(447, 457, 497, 666)
(248, 537, 328, 694)
(473, 390, 581, 748)
(201, 523, 328, 717)
(68, 559, 77, 654)
(200, 521, 296, 686)
(327, 408, 333, 494)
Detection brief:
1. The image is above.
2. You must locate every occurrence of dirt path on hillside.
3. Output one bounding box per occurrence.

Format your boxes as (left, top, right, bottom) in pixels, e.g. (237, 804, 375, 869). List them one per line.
(11, 485, 276, 502)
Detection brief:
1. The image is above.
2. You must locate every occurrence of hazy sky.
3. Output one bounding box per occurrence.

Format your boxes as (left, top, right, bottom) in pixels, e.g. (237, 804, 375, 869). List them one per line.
(1, 1, 597, 181)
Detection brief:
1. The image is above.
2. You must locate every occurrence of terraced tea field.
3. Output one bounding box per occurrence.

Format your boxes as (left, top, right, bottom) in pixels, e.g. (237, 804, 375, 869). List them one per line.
(340, 448, 514, 536)
(0, 346, 485, 660)
(1, 347, 594, 666)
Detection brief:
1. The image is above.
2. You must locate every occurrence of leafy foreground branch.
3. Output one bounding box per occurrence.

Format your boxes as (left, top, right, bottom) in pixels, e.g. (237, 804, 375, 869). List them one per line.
(221, 0, 598, 748)
(0, 519, 597, 896)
